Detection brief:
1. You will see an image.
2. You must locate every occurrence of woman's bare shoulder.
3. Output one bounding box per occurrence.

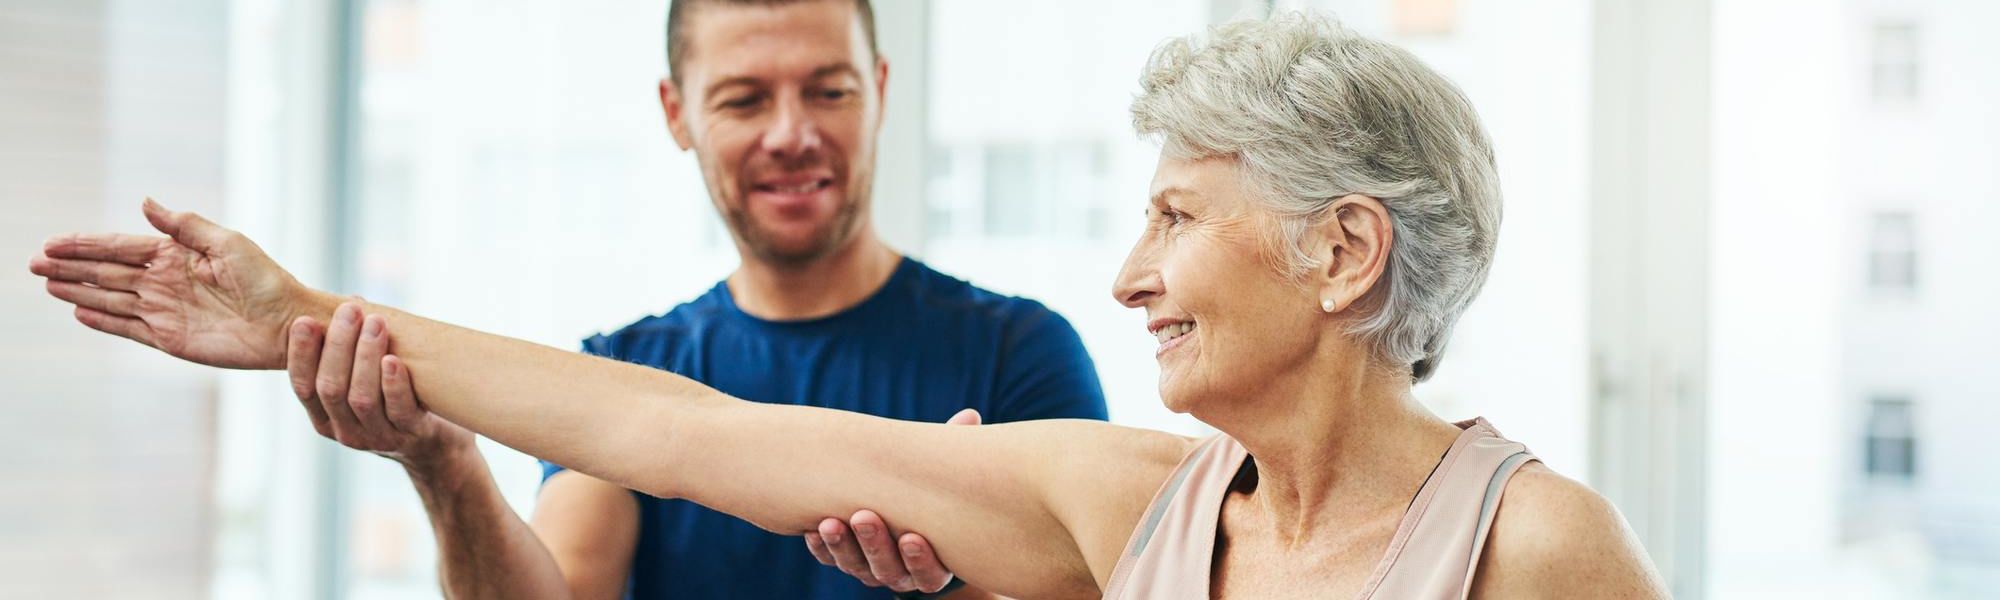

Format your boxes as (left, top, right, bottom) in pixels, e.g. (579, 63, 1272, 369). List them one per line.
(1470, 462, 1671, 598)
(1003, 419, 1205, 588)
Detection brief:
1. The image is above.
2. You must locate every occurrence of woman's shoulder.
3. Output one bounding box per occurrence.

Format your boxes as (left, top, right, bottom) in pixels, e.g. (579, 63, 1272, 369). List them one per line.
(1471, 462, 1671, 598)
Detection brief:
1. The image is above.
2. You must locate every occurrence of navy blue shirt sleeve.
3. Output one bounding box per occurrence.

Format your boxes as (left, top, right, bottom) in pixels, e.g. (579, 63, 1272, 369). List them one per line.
(988, 302, 1109, 424)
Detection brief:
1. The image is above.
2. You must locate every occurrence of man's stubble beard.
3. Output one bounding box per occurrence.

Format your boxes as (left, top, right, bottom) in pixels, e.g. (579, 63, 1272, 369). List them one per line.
(722, 167, 874, 269)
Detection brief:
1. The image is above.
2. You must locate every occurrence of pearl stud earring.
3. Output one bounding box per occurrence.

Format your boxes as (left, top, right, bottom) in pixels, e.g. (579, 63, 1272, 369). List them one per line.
(1321, 298, 1337, 312)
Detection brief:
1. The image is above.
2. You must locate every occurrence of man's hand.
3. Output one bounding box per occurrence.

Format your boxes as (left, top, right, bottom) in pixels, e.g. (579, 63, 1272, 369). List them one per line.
(28, 198, 318, 369)
(287, 305, 475, 469)
(804, 408, 982, 597)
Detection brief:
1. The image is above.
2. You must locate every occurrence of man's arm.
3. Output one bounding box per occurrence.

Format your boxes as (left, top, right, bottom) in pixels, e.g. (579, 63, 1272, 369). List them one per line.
(287, 315, 637, 600)
(528, 473, 640, 600)
(413, 443, 636, 600)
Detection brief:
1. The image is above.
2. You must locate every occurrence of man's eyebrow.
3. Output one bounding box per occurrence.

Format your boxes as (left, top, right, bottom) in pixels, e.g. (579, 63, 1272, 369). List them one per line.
(701, 63, 862, 99)
(703, 76, 761, 100)
(808, 63, 863, 81)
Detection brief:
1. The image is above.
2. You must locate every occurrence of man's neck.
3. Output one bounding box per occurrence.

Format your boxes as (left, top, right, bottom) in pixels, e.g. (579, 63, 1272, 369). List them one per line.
(725, 232, 901, 321)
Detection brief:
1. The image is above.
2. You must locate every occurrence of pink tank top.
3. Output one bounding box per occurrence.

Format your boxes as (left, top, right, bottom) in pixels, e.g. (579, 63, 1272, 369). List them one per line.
(1102, 418, 1537, 599)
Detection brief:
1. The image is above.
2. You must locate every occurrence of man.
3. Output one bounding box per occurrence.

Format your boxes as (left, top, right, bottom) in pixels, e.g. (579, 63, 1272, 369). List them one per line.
(261, 0, 1107, 598)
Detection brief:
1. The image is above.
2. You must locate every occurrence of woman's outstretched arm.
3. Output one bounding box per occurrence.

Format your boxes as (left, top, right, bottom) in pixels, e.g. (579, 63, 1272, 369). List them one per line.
(28, 201, 1193, 598)
(327, 303, 1190, 600)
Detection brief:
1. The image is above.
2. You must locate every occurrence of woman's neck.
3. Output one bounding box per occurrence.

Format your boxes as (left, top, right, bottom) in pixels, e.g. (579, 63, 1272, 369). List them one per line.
(1205, 354, 1462, 548)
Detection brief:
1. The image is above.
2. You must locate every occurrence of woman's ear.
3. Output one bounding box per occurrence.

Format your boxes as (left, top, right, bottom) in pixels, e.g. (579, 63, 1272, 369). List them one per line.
(1311, 194, 1394, 314)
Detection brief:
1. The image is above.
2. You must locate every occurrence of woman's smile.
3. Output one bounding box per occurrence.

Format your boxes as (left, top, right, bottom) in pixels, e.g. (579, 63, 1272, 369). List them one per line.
(1148, 318, 1198, 357)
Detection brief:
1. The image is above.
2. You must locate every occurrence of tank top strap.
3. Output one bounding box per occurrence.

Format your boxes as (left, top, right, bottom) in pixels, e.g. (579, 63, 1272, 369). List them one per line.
(1102, 434, 1248, 599)
(1360, 417, 1539, 599)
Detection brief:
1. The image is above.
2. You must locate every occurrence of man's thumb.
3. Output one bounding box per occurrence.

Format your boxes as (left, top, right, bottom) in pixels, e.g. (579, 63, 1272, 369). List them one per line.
(945, 408, 982, 426)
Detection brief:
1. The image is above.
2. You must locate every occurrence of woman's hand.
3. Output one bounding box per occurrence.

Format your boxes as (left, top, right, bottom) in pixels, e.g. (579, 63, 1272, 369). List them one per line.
(29, 198, 324, 369)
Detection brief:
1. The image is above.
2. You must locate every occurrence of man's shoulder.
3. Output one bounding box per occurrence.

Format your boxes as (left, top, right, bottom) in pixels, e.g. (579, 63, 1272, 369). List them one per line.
(903, 259, 1067, 330)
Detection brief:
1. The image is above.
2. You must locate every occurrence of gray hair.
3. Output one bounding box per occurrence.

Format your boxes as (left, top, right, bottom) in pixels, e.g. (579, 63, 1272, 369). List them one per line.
(1131, 12, 1502, 382)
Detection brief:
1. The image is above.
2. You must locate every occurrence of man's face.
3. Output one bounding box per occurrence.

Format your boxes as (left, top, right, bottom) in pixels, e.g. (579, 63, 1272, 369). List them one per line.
(662, 1, 886, 267)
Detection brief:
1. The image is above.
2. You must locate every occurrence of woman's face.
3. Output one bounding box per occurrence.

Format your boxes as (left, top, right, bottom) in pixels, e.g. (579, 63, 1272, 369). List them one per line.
(1113, 153, 1326, 415)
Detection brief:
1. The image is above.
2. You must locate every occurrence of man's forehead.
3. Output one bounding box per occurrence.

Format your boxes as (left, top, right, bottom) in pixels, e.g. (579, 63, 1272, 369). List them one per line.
(680, 2, 871, 85)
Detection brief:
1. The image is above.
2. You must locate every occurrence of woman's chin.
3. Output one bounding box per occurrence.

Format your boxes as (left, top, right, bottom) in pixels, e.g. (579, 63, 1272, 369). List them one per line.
(1155, 382, 1201, 415)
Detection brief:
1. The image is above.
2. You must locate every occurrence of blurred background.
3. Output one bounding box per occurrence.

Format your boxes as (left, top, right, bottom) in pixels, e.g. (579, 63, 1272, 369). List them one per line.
(2, 0, 1996, 598)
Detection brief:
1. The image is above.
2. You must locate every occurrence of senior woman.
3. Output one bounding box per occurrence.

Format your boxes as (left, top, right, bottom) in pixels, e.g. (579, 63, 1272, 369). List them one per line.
(32, 13, 1664, 598)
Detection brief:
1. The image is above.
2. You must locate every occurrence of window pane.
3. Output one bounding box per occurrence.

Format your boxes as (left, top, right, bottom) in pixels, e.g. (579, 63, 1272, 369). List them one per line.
(1872, 22, 1919, 103)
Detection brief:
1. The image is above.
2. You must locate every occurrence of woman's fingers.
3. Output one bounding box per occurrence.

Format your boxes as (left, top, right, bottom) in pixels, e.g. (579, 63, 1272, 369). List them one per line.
(45, 279, 140, 317)
(142, 198, 237, 255)
(72, 306, 154, 349)
(41, 232, 164, 265)
(29, 256, 145, 291)
(287, 317, 334, 439)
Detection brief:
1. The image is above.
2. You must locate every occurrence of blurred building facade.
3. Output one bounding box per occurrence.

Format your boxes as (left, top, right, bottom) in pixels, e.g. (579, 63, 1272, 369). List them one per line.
(1837, 0, 2000, 582)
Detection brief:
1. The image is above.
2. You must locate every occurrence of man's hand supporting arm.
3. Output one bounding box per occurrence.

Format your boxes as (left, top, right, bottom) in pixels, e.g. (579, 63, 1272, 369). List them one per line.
(288, 311, 639, 600)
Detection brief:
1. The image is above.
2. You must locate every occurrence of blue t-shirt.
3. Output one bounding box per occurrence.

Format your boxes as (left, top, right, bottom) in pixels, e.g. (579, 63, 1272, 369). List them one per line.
(539, 257, 1108, 599)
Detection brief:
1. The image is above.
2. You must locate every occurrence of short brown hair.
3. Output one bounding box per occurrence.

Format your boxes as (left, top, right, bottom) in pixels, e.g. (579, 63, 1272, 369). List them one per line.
(665, 0, 879, 83)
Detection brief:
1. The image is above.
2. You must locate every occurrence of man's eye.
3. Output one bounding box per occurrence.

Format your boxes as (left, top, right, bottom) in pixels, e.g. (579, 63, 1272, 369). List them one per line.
(817, 88, 852, 101)
(720, 95, 762, 109)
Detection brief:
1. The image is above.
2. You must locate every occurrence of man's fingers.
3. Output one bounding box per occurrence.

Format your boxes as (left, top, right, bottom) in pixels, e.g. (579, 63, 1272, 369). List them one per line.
(381, 355, 425, 433)
(817, 519, 883, 587)
(142, 197, 234, 254)
(72, 306, 155, 349)
(849, 510, 914, 592)
(346, 314, 395, 445)
(45, 279, 140, 317)
(287, 317, 334, 439)
(315, 303, 367, 446)
(804, 531, 838, 566)
(898, 532, 955, 594)
(41, 232, 163, 265)
(28, 256, 145, 291)
(945, 408, 982, 426)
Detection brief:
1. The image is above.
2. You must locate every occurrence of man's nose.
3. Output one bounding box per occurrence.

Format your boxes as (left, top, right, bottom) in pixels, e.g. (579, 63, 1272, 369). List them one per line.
(761, 96, 823, 159)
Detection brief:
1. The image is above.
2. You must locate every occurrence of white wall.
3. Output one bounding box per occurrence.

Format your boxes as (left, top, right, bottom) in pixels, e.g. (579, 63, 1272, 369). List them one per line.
(1708, 0, 1849, 596)
(0, 0, 228, 597)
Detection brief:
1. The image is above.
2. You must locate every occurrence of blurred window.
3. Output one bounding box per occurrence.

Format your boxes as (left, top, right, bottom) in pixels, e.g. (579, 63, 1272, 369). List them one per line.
(1864, 395, 1917, 480)
(1872, 22, 1919, 103)
(1868, 211, 1918, 291)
